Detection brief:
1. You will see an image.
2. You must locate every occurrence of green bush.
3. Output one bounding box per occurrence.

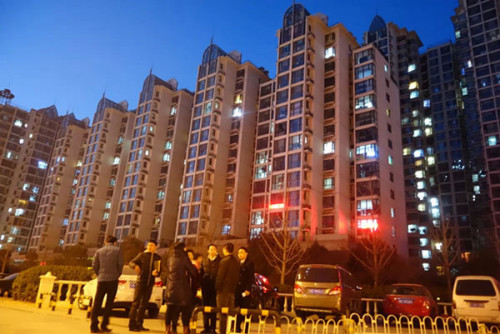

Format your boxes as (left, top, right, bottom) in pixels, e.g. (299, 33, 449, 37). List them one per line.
(12, 265, 93, 302)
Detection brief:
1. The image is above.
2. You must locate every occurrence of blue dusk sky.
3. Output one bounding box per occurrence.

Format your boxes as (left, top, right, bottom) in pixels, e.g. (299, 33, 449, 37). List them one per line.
(1, 0, 458, 121)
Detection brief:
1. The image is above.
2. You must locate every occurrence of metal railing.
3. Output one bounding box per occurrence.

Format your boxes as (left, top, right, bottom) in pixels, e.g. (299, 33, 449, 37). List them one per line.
(36, 279, 87, 314)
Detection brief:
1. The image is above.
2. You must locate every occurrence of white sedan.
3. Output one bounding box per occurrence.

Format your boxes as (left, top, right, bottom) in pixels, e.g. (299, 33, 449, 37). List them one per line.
(78, 266, 163, 318)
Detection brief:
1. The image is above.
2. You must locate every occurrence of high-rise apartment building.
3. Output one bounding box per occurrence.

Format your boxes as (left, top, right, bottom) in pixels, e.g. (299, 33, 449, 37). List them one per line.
(365, 17, 437, 267)
(452, 0, 500, 255)
(65, 97, 133, 247)
(175, 43, 269, 245)
(28, 114, 89, 251)
(112, 74, 193, 245)
(353, 45, 407, 255)
(250, 5, 406, 254)
(0, 105, 62, 251)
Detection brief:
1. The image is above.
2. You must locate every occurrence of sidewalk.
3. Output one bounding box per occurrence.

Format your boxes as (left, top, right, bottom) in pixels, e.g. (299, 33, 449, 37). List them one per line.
(0, 298, 169, 334)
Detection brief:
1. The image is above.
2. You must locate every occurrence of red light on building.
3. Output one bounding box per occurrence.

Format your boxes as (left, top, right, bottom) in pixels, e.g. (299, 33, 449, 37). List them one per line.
(269, 203, 285, 210)
(357, 219, 378, 231)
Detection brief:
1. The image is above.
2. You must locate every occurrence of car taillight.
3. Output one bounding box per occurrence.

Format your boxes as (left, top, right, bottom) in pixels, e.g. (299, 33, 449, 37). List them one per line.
(154, 281, 163, 287)
(452, 300, 456, 309)
(328, 286, 342, 295)
(262, 286, 269, 293)
(423, 300, 430, 309)
(294, 284, 305, 294)
(118, 280, 127, 285)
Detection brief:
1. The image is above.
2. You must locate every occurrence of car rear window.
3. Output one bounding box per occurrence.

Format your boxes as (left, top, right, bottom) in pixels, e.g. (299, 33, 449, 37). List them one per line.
(390, 286, 427, 296)
(456, 280, 496, 296)
(296, 267, 339, 283)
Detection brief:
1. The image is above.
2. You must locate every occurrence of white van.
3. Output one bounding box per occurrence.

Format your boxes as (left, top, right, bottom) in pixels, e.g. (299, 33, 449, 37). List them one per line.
(452, 275, 500, 324)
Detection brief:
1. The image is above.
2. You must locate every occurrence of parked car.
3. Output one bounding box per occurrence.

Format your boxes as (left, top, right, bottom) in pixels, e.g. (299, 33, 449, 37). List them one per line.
(383, 283, 438, 317)
(78, 266, 163, 318)
(0, 273, 19, 297)
(251, 273, 278, 309)
(453, 275, 500, 324)
(293, 264, 361, 318)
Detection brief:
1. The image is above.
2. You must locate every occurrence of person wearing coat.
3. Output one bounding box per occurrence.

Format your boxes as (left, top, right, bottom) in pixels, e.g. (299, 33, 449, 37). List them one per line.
(163, 242, 197, 334)
(201, 244, 220, 333)
(235, 247, 255, 333)
(215, 243, 240, 334)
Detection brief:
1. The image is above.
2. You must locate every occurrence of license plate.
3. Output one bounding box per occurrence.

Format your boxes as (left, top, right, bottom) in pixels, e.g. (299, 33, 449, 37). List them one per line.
(469, 302, 484, 308)
(130, 282, 136, 289)
(308, 288, 324, 295)
(398, 298, 414, 304)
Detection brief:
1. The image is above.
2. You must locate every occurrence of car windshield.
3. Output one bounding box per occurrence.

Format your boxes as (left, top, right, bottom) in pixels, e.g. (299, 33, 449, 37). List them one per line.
(3, 273, 18, 280)
(456, 280, 496, 296)
(296, 267, 339, 283)
(390, 285, 427, 296)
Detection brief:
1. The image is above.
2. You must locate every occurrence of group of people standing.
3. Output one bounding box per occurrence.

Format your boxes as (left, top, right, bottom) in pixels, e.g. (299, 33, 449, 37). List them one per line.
(89, 237, 255, 334)
(163, 242, 255, 334)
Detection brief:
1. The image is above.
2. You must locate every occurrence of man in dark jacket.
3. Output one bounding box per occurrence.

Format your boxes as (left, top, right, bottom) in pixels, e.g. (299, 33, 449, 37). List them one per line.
(162, 242, 196, 334)
(201, 244, 220, 333)
(90, 235, 123, 333)
(235, 247, 255, 333)
(128, 240, 161, 332)
(215, 242, 239, 334)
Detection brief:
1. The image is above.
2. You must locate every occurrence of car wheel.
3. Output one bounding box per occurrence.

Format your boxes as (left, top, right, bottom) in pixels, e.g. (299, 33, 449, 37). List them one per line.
(77, 296, 88, 310)
(148, 305, 159, 318)
(295, 310, 308, 321)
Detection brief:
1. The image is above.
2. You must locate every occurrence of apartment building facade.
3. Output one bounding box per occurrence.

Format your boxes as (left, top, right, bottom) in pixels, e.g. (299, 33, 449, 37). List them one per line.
(175, 43, 269, 245)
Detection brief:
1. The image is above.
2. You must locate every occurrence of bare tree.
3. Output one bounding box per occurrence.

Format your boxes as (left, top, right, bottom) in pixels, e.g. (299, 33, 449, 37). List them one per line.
(429, 218, 460, 295)
(257, 212, 304, 285)
(349, 233, 396, 287)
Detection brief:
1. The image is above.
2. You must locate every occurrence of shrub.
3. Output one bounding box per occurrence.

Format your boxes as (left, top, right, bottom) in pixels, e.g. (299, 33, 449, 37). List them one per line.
(12, 265, 93, 302)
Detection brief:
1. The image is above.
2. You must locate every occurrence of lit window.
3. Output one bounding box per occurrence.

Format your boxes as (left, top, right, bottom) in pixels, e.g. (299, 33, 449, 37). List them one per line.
(424, 118, 432, 126)
(19, 138, 24, 144)
(38, 161, 48, 169)
(165, 141, 172, 149)
(112, 157, 120, 165)
(427, 156, 435, 165)
(435, 242, 443, 251)
(415, 170, 424, 178)
(430, 197, 439, 207)
(466, 60, 472, 68)
(417, 181, 426, 189)
(254, 166, 267, 179)
(425, 128, 433, 136)
(487, 136, 497, 146)
(420, 238, 429, 247)
(423, 100, 430, 108)
(14, 120, 23, 127)
(417, 192, 427, 200)
(409, 81, 419, 90)
(323, 177, 334, 189)
(103, 212, 109, 220)
(163, 153, 170, 162)
(15, 208, 25, 216)
(384, 64, 388, 72)
(390, 208, 395, 218)
(408, 224, 418, 233)
(408, 64, 416, 72)
(421, 250, 431, 259)
(431, 208, 440, 218)
(170, 106, 177, 115)
(462, 87, 468, 96)
(235, 95, 243, 104)
(233, 107, 242, 117)
(251, 212, 264, 225)
(410, 91, 420, 99)
(417, 203, 426, 211)
(105, 201, 111, 209)
(157, 191, 165, 199)
(325, 46, 335, 59)
(29, 195, 36, 202)
(388, 155, 393, 165)
(23, 183, 29, 191)
(323, 141, 335, 154)
(403, 147, 411, 155)
(473, 185, 480, 194)
(414, 149, 424, 158)
(413, 130, 422, 137)
(472, 174, 479, 183)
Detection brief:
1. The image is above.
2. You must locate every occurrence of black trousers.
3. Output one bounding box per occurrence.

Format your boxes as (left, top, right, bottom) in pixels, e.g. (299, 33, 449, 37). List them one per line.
(235, 294, 252, 333)
(202, 290, 217, 332)
(129, 282, 153, 327)
(90, 280, 118, 330)
(217, 292, 234, 334)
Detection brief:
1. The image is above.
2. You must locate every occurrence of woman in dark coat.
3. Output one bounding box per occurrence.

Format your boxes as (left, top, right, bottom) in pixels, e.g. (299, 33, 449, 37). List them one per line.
(163, 242, 196, 334)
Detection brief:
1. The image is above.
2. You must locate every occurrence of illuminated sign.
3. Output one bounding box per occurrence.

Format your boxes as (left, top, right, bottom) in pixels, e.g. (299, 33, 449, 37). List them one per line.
(357, 219, 378, 231)
(269, 203, 285, 210)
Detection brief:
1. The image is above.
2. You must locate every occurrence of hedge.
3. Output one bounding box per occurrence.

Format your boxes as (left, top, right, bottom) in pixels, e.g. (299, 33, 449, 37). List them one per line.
(12, 265, 93, 302)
